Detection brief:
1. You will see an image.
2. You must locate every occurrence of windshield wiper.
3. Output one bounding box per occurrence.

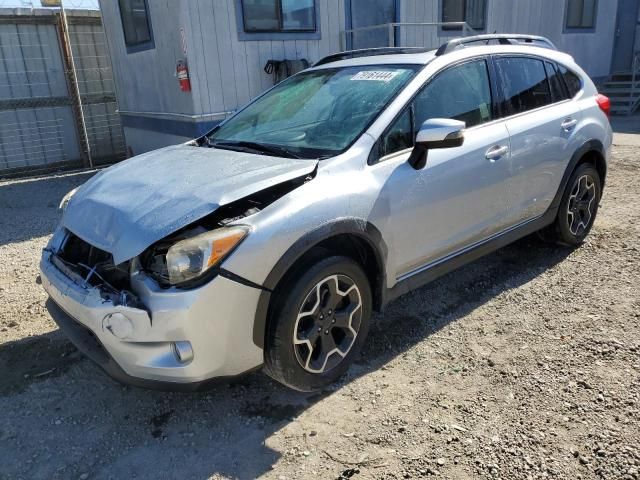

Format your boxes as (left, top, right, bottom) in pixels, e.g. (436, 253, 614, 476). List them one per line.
(211, 140, 302, 159)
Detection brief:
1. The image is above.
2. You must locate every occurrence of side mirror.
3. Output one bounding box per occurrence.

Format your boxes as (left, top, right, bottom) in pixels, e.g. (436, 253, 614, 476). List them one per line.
(408, 118, 466, 169)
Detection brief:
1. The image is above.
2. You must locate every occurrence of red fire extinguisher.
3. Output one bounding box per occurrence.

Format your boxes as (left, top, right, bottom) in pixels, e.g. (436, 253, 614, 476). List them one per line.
(177, 60, 191, 92)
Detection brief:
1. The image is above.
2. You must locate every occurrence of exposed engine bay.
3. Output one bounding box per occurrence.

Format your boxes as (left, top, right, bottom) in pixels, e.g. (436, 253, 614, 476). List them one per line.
(52, 233, 141, 307)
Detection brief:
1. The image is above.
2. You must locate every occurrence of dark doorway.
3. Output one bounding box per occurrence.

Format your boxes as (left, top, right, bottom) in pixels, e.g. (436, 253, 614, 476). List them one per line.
(612, 0, 640, 72)
(346, 0, 397, 50)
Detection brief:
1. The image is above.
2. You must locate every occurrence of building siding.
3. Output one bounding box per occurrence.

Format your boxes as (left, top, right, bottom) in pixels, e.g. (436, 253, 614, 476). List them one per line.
(98, 0, 627, 154)
(400, 0, 618, 79)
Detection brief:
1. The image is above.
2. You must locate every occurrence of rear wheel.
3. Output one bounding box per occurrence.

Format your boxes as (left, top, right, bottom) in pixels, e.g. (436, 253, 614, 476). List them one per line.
(264, 255, 372, 392)
(544, 163, 601, 245)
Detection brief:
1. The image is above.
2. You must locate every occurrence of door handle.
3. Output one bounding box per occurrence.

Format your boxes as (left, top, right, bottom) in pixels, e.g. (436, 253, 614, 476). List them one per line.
(485, 145, 509, 161)
(561, 118, 578, 131)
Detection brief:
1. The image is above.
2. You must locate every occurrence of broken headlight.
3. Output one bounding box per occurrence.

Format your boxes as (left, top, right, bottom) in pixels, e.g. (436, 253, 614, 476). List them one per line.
(59, 187, 79, 211)
(165, 226, 249, 285)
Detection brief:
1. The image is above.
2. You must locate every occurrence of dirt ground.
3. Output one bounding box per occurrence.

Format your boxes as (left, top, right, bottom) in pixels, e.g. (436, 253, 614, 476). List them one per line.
(0, 138, 638, 479)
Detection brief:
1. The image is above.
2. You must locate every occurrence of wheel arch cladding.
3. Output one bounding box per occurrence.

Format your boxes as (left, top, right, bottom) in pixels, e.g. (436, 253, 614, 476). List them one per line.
(252, 219, 388, 349)
(551, 139, 606, 210)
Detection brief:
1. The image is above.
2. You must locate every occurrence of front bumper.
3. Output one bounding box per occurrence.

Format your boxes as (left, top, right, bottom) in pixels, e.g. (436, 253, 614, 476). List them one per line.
(40, 248, 265, 390)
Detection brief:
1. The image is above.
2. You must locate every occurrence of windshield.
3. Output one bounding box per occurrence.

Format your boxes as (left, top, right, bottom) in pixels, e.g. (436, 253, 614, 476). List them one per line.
(206, 65, 420, 159)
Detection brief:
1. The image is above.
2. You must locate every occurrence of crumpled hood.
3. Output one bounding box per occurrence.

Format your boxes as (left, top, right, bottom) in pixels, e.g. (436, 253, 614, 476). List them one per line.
(63, 144, 317, 264)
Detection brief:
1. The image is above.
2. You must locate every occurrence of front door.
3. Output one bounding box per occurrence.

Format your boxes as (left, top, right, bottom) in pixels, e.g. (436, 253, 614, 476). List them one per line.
(612, 0, 639, 73)
(370, 59, 513, 279)
(347, 0, 396, 50)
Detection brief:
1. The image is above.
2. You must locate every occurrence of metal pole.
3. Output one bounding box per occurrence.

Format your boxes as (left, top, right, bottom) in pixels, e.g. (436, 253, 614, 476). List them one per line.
(58, 4, 93, 168)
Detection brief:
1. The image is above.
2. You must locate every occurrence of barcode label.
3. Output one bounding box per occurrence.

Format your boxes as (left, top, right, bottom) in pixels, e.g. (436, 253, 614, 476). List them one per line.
(350, 71, 400, 82)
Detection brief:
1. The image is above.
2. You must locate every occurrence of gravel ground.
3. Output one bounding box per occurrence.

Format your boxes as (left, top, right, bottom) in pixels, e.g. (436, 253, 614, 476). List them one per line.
(0, 141, 638, 480)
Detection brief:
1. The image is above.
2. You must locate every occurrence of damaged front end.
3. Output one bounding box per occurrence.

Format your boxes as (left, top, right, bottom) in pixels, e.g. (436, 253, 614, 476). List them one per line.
(139, 173, 311, 289)
(48, 231, 142, 309)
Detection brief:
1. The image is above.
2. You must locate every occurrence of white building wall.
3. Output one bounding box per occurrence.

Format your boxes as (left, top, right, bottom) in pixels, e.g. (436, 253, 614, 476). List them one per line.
(400, 0, 618, 79)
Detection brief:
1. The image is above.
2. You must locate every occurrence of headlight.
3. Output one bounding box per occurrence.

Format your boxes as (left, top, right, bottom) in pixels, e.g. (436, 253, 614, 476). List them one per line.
(165, 226, 249, 285)
(59, 187, 79, 211)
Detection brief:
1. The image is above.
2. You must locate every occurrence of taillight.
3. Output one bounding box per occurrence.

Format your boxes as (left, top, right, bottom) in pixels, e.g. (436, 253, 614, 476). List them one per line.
(596, 94, 610, 118)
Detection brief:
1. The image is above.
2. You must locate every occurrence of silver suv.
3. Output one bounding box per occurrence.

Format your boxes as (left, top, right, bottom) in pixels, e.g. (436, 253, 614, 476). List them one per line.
(41, 35, 612, 392)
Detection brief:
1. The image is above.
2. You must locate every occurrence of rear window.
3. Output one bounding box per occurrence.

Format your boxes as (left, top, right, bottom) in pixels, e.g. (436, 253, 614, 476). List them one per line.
(495, 57, 552, 116)
(558, 64, 582, 97)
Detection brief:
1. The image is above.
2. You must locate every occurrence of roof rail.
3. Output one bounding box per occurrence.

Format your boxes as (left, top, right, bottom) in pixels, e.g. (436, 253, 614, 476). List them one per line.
(314, 47, 432, 67)
(435, 34, 557, 56)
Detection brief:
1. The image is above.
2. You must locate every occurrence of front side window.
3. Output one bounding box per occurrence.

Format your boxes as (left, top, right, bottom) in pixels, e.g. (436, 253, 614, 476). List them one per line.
(377, 59, 492, 159)
(495, 57, 552, 116)
(442, 0, 487, 30)
(414, 60, 493, 129)
(118, 0, 152, 48)
(565, 0, 597, 29)
(208, 65, 419, 159)
(242, 0, 316, 32)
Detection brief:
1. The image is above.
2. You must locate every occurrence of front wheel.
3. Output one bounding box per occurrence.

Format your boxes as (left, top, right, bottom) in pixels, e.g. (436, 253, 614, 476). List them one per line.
(544, 163, 602, 246)
(264, 255, 372, 392)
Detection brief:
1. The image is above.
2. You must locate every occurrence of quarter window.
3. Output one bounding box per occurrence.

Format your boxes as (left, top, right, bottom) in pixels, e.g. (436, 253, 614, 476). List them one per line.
(118, 0, 153, 49)
(565, 0, 597, 29)
(441, 0, 487, 30)
(545, 62, 568, 102)
(380, 108, 413, 158)
(495, 57, 552, 116)
(558, 64, 582, 97)
(241, 0, 316, 32)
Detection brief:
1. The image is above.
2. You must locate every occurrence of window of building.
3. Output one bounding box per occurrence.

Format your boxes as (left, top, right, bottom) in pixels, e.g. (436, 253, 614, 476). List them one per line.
(241, 0, 316, 32)
(118, 0, 153, 51)
(495, 57, 552, 116)
(376, 60, 492, 160)
(441, 0, 487, 30)
(565, 0, 597, 30)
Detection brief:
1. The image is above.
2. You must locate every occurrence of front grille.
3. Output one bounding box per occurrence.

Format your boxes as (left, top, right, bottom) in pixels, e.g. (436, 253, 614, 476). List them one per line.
(57, 231, 131, 292)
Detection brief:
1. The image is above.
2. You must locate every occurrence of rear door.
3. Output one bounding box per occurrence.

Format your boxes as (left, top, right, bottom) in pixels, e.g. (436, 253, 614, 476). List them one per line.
(493, 56, 583, 225)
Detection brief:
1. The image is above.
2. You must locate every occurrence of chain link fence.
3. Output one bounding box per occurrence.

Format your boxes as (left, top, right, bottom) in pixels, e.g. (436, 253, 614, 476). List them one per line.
(0, 5, 126, 177)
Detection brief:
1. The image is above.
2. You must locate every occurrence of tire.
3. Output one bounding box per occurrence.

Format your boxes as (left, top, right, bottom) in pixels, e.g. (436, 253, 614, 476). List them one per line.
(264, 255, 372, 392)
(544, 163, 602, 246)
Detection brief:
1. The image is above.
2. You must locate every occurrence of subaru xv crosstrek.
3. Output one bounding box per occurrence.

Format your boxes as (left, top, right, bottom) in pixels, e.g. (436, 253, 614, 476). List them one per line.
(41, 35, 612, 392)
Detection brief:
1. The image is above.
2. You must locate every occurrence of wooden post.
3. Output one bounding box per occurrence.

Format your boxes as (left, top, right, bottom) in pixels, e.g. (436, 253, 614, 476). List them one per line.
(56, 8, 93, 168)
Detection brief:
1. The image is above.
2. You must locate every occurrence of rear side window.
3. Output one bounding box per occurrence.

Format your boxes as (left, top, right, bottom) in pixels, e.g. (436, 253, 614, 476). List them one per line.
(558, 64, 582, 97)
(495, 57, 552, 116)
(545, 61, 568, 102)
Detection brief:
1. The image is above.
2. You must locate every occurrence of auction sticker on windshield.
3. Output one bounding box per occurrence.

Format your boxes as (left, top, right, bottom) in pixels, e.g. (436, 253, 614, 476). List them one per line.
(351, 71, 401, 82)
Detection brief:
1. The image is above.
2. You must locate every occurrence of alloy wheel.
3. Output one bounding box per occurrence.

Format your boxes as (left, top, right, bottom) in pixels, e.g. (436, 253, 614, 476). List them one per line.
(293, 274, 363, 374)
(567, 174, 597, 236)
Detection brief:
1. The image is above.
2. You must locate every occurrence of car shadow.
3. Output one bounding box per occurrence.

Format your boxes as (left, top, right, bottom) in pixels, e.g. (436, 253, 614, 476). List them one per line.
(1, 234, 573, 479)
(0, 171, 95, 246)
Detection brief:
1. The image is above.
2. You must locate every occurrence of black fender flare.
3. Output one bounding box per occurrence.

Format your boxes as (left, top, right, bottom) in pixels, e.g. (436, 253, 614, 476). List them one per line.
(252, 218, 388, 348)
(550, 139, 606, 211)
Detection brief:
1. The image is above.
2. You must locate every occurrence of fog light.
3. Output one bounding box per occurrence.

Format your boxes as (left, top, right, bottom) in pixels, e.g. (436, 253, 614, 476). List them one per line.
(172, 341, 194, 364)
(102, 313, 133, 339)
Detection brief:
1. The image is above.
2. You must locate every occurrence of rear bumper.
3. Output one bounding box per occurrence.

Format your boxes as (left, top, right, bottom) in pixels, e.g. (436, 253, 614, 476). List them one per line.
(40, 244, 265, 390)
